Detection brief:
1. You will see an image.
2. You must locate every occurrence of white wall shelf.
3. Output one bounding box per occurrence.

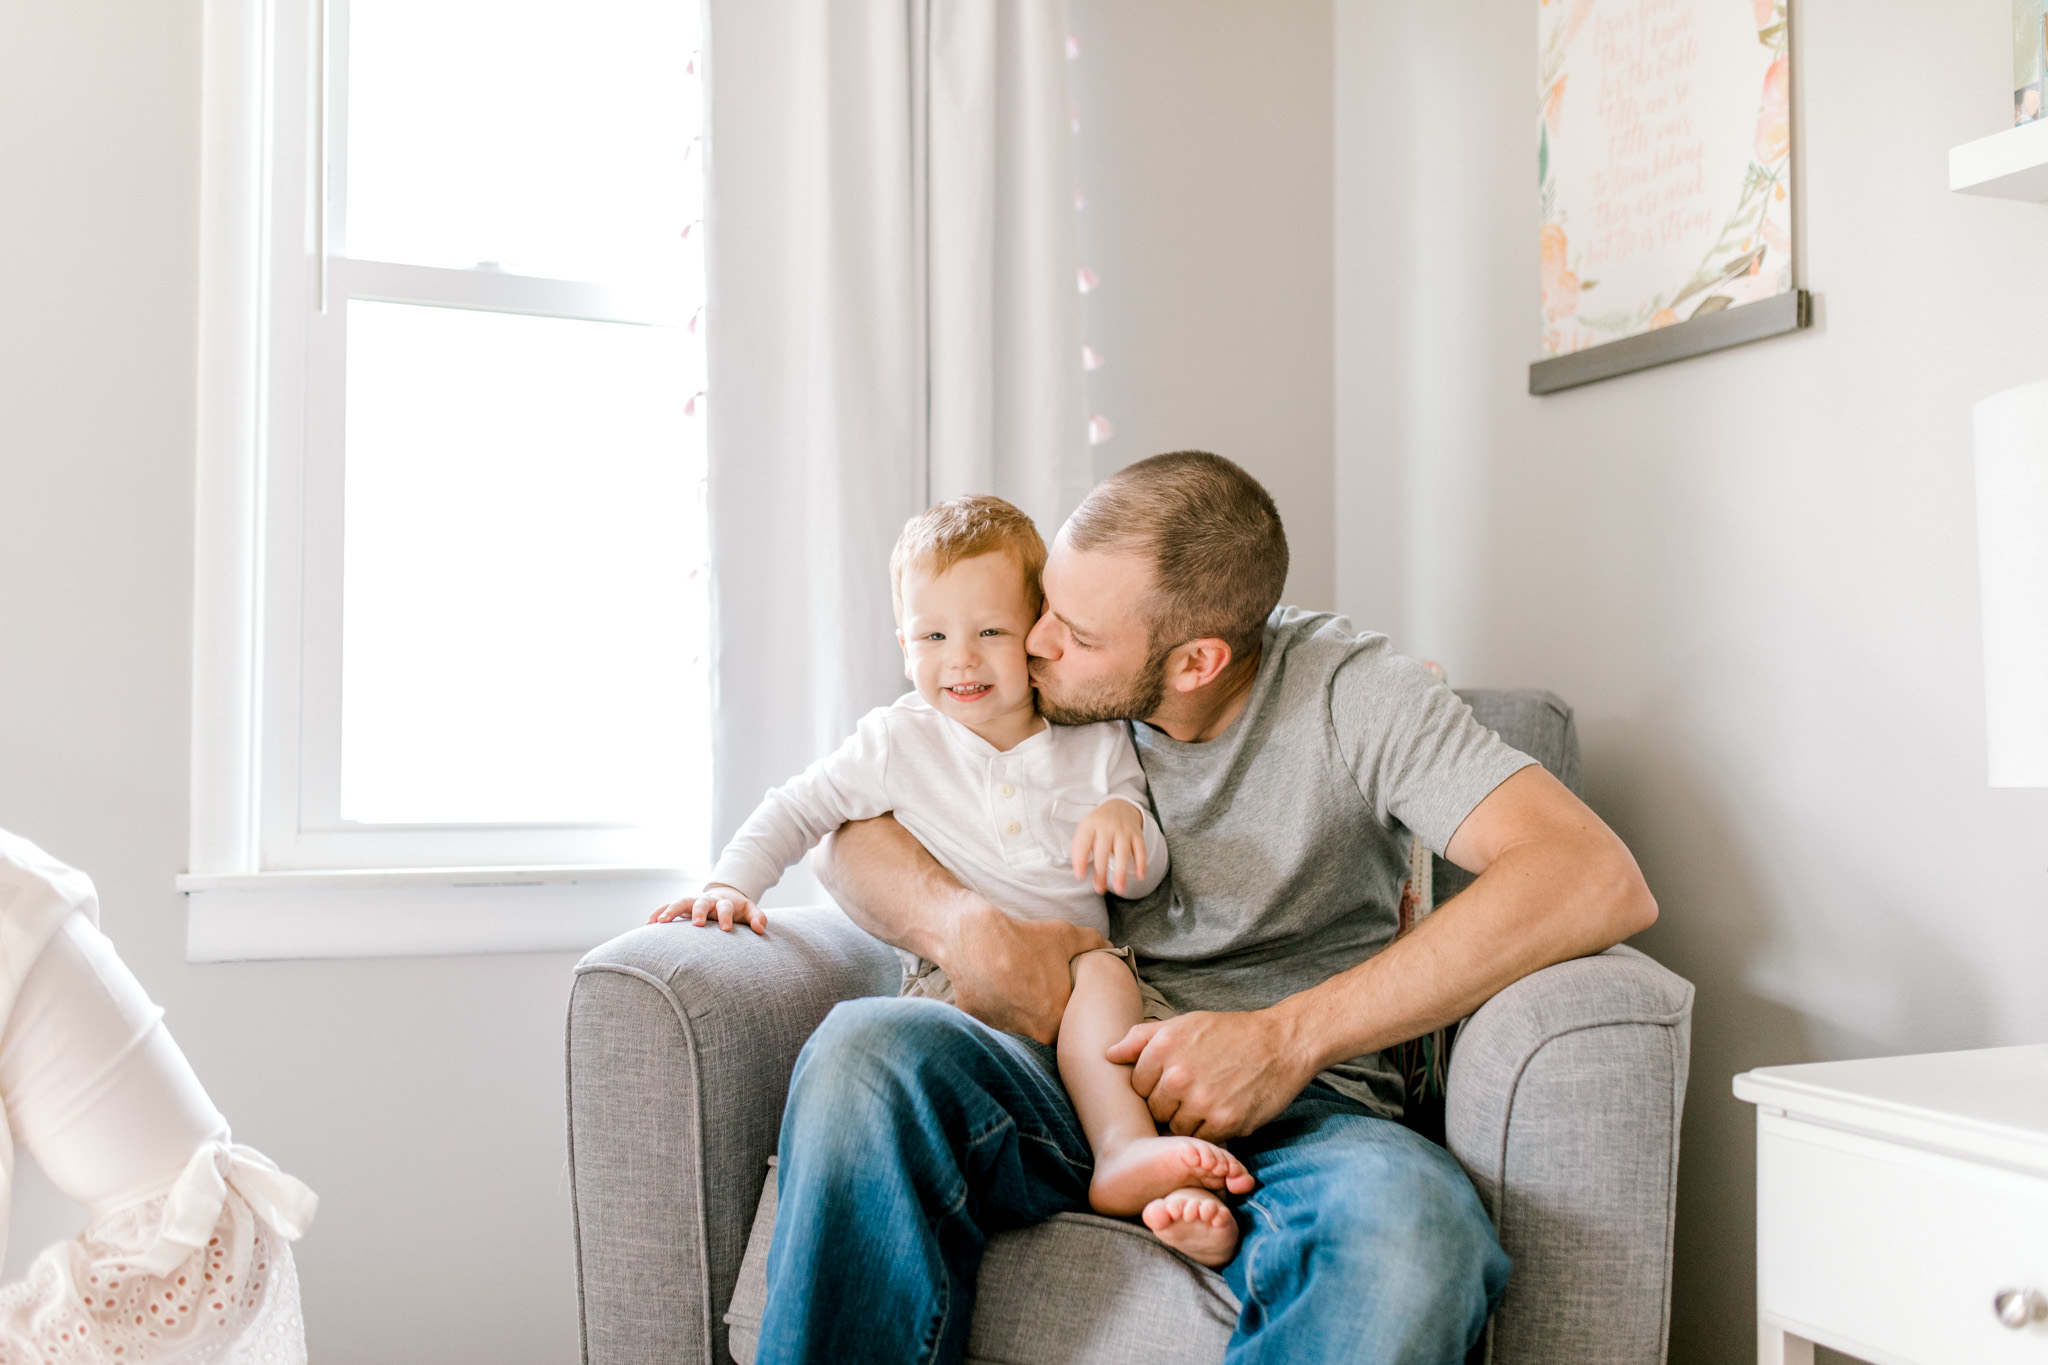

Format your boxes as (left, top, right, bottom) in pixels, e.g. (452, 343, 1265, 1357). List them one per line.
(1950, 119, 2048, 200)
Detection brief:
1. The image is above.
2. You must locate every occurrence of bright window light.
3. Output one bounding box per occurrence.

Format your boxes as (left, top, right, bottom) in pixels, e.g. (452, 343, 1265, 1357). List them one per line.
(340, 301, 707, 830)
(346, 0, 699, 283)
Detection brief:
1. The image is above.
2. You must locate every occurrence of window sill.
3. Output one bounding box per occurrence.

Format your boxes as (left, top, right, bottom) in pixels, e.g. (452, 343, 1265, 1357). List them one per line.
(177, 865, 698, 963)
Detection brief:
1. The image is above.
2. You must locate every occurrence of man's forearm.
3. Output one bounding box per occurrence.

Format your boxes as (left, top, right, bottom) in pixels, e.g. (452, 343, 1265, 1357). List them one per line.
(1270, 816, 1656, 1077)
(814, 814, 1109, 1043)
(813, 815, 985, 961)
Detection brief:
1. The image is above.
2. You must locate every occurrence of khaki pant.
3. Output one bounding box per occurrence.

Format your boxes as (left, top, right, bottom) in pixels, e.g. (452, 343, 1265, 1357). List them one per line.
(900, 945, 1178, 1023)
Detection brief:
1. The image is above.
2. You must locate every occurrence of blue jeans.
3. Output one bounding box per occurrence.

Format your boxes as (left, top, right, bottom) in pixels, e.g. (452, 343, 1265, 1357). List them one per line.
(754, 996, 1509, 1364)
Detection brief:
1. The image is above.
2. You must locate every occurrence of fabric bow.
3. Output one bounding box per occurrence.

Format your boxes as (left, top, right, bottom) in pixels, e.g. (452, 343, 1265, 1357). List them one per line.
(131, 1140, 318, 1276)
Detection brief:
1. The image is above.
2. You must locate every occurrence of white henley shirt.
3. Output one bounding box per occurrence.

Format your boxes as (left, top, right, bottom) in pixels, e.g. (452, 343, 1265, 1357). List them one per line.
(710, 692, 1168, 936)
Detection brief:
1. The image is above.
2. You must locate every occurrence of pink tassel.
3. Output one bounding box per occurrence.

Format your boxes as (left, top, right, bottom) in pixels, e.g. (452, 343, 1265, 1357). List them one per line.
(684, 391, 706, 417)
(686, 51, 699, 77)
(1081, 342, 1103, 370)
(681, 220, 701, 240)
(687, 306, 704, 335)
(1087, 414, 1113, 445)
(1077, 266, 1098, 293)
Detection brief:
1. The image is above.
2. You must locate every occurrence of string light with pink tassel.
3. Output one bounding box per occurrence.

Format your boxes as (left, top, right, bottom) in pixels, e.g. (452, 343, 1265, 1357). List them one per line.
(1069, 31, 1111, 449)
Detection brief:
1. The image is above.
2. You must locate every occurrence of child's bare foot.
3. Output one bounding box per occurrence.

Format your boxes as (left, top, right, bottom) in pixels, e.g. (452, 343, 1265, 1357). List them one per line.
(1088, 1135, 1255, 1217)
(1143, 1187, 1241, 1267)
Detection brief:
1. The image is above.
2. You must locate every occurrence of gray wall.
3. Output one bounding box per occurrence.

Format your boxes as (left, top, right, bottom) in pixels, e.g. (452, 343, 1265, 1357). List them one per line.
(1068, 0, 1336, 610)
(1335, 1, 2048, 1361)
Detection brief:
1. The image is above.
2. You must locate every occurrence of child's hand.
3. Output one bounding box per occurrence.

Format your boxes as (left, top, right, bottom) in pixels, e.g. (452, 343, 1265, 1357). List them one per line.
(1071, 799, 1148, 896)
(648, 884, 768, 935)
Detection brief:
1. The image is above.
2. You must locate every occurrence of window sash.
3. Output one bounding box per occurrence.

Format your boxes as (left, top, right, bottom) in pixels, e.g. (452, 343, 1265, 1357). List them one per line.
(234, 0, 702, 874)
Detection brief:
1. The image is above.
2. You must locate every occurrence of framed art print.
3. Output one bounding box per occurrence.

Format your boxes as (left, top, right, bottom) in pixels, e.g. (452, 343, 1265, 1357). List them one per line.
(1531, 0, 1810, 393)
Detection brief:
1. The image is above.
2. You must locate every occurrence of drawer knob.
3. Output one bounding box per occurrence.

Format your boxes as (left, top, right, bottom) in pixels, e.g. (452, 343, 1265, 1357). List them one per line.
(1994, 1288, 2047, 1329)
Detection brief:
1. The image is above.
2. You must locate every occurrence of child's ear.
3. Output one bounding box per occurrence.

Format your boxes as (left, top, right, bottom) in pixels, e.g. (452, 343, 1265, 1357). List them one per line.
(897, 632, 912, 681)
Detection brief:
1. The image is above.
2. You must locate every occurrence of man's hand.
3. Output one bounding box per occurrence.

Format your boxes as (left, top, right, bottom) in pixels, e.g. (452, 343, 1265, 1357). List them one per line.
(817, 815, 1108, 1044)
(941, 903, 1107, 1044)
(1105, 1008, 1316, 1141)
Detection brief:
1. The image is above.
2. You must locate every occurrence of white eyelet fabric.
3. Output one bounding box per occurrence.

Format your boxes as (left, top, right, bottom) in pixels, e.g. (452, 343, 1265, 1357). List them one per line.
(0, 835, 317, 1365)
(0, 1142, 314, 1365)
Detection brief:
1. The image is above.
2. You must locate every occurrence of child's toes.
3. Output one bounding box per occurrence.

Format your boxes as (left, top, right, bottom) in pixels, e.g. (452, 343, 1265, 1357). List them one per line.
(1143, 1189, 1241, 1268)
(1185, 1140, 1231, 1180)
(1169, 1142, 1217, 1183)
(1194, 1142, 1255, 1194)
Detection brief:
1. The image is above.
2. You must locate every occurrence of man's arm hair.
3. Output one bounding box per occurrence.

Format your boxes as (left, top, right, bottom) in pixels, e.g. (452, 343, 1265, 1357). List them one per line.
(815, 815, 1109, 1044)
(814, 814, 981, 964)
(1276, 764, 1656, 1070)
(1109, 764, 1655, 1139)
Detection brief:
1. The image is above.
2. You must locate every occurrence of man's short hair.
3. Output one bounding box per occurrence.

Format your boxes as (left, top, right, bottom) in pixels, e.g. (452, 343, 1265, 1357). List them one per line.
(1063, 451, 1287, 662)
(889, 495, 1047, 623)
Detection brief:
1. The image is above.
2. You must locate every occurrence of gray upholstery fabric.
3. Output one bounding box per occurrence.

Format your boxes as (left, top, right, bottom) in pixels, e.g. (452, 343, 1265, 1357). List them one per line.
(566, 910, 900, 1365)
(565, 688, 1694, 1365)
(726, 1160, 1239, 1365)
(1446, 945, 1693, 1365)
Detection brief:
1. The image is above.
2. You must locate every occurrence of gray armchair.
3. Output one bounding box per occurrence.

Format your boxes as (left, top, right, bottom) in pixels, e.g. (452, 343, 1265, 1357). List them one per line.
(566, 691, 1694, 1365)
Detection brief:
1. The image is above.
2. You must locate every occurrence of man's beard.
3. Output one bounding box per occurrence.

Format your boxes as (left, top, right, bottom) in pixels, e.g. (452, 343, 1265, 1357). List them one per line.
(1032, 644, 1173, 725)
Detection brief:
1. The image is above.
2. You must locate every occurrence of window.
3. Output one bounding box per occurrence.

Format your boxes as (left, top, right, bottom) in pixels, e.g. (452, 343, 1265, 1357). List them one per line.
(186, 0, 709, 955)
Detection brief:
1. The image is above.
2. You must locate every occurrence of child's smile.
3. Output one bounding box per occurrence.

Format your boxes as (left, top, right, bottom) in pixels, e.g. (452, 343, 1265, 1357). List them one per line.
(898, 551, 1045, 751)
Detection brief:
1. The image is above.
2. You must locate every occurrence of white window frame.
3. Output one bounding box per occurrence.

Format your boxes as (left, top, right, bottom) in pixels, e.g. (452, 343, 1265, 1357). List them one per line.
(186, 0, 703, 960)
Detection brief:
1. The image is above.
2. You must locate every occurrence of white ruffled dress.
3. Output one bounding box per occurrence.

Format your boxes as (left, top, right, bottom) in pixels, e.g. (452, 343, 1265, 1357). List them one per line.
(0, 832, 317, 1364)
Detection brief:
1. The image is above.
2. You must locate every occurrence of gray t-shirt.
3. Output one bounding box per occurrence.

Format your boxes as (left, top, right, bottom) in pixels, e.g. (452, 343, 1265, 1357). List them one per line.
(1111, 607, 1536, 1119)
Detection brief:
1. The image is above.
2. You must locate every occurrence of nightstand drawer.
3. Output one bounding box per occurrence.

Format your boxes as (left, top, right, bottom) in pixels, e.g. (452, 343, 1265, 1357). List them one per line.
(1758, 1112, 2048, 1363)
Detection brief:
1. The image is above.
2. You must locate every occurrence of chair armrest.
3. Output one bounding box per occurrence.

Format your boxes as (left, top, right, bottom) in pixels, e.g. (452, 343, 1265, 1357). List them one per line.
(566, 906, 901, 1365)
(1445, 945, 1694, 1365)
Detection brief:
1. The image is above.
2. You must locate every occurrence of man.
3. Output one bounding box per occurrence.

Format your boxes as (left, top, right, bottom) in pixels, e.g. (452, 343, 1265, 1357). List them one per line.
(754, 452, 1656, 1363)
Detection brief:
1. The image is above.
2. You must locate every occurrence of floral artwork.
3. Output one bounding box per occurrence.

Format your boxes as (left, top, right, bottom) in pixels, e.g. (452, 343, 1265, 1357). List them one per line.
(1537, 0, 1794, 359)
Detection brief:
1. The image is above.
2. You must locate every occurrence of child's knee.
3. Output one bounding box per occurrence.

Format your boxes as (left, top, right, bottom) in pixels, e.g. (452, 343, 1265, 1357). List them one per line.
(1069, 948, 1136, 992)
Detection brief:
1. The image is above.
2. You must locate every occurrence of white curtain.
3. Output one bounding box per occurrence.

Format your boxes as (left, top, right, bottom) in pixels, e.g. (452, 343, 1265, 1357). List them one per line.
(704, 0, 1089, 853)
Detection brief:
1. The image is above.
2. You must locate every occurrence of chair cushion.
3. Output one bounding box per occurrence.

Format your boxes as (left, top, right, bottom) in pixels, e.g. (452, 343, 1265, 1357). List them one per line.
(724, 1160, 1238, 1365)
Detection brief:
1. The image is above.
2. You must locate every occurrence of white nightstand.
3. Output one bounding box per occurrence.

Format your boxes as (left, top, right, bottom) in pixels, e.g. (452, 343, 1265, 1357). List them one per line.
(1735, 1044, 2048, 1365)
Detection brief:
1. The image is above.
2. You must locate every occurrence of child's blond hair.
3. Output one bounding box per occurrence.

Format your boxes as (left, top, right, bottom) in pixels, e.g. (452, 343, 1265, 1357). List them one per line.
(889, 496, 1047, 623)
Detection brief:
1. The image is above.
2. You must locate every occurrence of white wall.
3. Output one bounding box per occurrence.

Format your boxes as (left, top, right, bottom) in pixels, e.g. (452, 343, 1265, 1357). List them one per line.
(1068, 0, 1335, 608)
(1336, 1, 2048, 1360)
(0, 3, 582, 1360)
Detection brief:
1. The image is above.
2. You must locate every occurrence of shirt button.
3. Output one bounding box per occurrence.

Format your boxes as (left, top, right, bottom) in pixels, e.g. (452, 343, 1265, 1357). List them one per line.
(1004, 820, 1022, 836)
(998, 783, 1016, 799)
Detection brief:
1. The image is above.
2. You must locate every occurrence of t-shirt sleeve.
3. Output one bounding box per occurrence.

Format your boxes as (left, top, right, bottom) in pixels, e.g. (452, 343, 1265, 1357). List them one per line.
(1329, 644, 1537, 857)
(708, 706, 896, 899)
